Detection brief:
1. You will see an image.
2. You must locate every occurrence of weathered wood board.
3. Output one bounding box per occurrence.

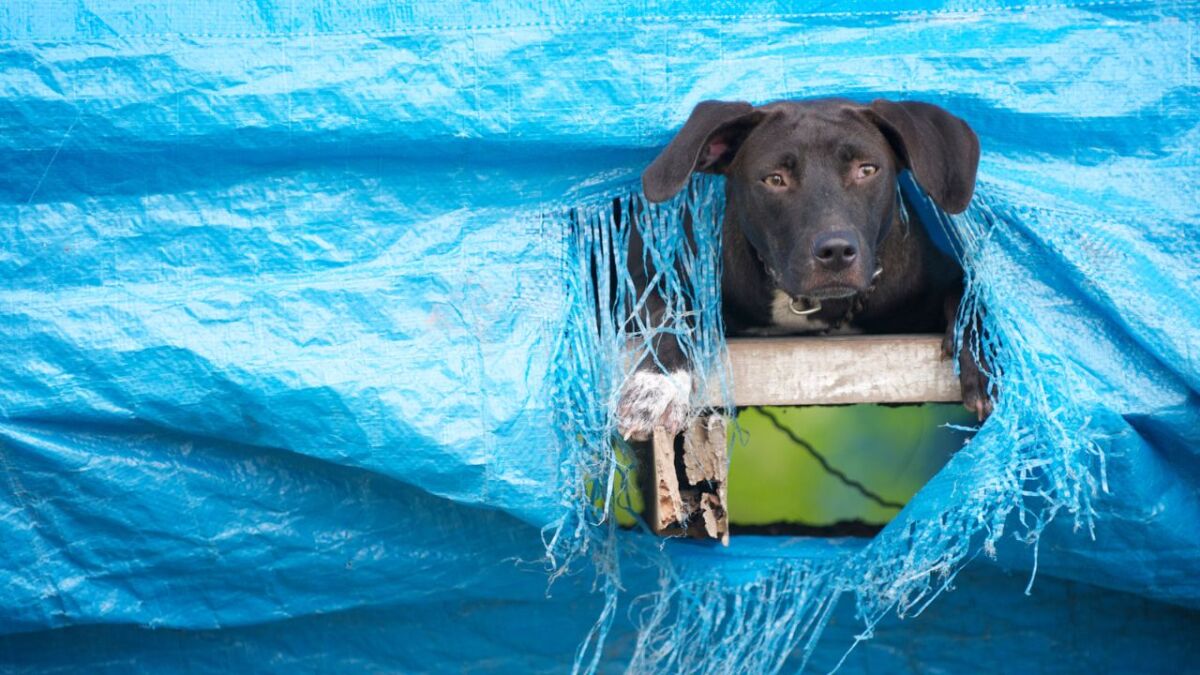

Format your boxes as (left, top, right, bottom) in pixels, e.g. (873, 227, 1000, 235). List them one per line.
(705, 334, 961, 406)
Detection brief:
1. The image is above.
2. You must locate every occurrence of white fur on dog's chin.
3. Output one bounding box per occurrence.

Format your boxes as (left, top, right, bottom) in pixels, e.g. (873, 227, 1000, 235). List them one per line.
(769, 290, 828, 332)
(616, 370, 693, 442)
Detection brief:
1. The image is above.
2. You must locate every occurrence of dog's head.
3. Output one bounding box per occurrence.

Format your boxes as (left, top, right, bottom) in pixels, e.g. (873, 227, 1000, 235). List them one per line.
(642, 98, 979, 301)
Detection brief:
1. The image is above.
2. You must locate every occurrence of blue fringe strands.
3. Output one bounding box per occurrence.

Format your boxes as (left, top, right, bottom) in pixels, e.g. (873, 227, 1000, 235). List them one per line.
(548, 174, 1113, 673)
(545, 175, 732, 672)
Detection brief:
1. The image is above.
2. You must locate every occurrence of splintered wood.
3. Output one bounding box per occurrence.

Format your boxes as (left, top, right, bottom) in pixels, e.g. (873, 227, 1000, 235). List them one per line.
(648, 415, 729, 544)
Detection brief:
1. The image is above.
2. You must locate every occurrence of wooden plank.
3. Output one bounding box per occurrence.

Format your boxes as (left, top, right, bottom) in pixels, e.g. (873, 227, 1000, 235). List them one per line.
(704, 334, 960, 407)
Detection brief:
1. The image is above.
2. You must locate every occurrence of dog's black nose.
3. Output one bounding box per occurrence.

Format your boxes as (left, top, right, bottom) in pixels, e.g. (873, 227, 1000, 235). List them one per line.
(812, 231, 859, 271)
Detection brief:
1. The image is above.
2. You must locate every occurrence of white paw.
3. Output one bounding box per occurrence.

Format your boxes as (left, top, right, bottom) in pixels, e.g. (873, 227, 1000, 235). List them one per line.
(616, 370, 693, 441)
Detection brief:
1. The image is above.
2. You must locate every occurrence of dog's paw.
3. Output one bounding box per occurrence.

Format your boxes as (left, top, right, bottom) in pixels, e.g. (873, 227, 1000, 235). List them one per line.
(959, 346, 994, 421)
(616, 370, 693, 441)
(945, 308, 994, 421)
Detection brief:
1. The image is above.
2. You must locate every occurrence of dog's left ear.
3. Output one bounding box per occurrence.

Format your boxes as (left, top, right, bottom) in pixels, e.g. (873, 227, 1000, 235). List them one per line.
(864, 100, 980, 214)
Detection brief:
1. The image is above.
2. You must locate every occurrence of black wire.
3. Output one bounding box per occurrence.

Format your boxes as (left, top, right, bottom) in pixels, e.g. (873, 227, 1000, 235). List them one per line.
(750, 406, 906, 511)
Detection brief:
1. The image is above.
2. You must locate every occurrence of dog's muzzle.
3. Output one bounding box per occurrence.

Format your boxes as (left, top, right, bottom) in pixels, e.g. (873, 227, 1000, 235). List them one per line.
(764, 251, 883, 317)
(784, 266, 883, 316)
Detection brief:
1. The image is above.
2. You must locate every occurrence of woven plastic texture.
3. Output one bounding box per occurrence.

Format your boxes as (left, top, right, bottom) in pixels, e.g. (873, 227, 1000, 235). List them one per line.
(1, 1, 1198, 672)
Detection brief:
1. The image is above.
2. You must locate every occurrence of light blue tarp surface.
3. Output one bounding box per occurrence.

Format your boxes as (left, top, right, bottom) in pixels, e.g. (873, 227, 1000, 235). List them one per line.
(1, 1, 1199, 672)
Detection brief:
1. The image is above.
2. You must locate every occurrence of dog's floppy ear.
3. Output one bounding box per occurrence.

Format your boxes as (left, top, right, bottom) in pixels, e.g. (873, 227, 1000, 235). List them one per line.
(865, 100, 980, 214)
(642, 100, 766, 203)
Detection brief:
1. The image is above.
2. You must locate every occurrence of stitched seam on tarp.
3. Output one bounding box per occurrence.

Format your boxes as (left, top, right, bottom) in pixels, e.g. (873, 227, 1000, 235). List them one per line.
(0, 0, 1180, 43)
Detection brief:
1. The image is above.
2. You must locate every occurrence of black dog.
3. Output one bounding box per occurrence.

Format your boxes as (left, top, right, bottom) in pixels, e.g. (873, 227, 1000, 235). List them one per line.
(617, 98, 990, 441)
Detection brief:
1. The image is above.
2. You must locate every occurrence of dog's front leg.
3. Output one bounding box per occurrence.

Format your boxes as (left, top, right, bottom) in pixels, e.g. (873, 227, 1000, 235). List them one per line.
(616, 294, 694, 442)
(944, 289, 993, 420)
(615, 212, 695, 442)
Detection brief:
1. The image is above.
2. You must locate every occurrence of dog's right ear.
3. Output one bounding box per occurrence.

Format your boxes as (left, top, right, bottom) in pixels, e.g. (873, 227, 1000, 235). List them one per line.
(642, 101, 765, 203)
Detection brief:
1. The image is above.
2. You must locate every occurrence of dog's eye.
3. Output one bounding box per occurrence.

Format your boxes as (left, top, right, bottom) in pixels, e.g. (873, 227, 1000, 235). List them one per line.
(856, 164, 879, 180)
(763, 173, 786, 188)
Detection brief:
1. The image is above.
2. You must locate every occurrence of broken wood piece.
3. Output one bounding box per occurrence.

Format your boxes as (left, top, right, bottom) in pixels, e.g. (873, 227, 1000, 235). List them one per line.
(648, 415, 729, 544)
(682, 414, 727, 487)
(647, 425, 684, 534)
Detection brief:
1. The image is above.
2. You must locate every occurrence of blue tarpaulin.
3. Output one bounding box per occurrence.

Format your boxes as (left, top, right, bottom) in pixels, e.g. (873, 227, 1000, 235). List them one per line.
(1, 1, 1198, 672)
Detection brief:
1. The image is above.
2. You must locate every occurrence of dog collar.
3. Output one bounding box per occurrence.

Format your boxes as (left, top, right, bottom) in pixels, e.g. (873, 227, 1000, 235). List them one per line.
(788, 296, 822, 316)
(787, 265, 883, 322)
